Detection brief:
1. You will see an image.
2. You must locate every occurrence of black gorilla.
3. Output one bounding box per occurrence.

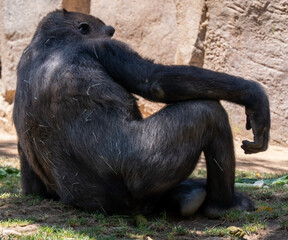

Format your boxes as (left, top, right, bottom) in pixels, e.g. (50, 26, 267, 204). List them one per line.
(13, 10, 270, 218)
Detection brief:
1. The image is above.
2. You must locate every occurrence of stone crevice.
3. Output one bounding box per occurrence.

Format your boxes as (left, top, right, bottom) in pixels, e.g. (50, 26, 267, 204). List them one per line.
(189, 1, 208, 67)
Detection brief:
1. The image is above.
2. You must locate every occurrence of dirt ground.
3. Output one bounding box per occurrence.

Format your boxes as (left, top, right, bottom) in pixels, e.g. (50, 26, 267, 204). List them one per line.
(1, 132, 287, 174)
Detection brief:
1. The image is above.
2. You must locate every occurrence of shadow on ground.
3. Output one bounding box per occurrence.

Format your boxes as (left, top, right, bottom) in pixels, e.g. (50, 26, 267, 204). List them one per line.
(0, 141, 18, 157)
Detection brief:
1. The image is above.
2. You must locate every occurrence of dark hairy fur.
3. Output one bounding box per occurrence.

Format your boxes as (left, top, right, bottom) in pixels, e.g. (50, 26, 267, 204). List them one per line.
(13, 10, 270, 218)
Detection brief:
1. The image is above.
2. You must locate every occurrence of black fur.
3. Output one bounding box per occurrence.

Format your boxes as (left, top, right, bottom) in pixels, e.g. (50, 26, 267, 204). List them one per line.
(13, 10, 270, 217)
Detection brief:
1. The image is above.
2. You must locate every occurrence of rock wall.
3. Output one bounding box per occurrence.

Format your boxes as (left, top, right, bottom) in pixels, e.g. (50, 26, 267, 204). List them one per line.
(204, 0, 288, 144)
(174, 0, 207, 67)
(0, 0, 287, 144)
(91, 0, 178, 64)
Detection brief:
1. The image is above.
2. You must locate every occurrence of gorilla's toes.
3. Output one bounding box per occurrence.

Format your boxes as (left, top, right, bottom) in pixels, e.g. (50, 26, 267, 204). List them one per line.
(180, 188, 206, 217)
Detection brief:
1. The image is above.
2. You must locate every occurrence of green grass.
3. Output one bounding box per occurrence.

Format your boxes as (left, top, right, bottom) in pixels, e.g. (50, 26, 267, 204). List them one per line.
(23, 226, 97, 240)
(0, 218, 33, 227)
(0, 156, 287, 239)
(204, 226, 230, 238)
(0, 167, 21, 194)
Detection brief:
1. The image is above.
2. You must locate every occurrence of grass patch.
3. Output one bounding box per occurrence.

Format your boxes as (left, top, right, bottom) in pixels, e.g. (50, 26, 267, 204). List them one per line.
(24, 226, 96, 240)
(242, 222, 266, 233)
(0, 167, 21, 194)
(0, 218, 33, 227)
(204, 226, 230, 238)
(0, 156, 287, 239)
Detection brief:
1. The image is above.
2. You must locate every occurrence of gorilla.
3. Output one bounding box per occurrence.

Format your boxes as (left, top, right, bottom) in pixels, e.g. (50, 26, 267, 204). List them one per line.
(13, 9, 270, 218)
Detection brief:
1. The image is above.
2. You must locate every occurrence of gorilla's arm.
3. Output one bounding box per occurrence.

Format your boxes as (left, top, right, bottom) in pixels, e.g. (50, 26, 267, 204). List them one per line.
(93, 39, 270, 154)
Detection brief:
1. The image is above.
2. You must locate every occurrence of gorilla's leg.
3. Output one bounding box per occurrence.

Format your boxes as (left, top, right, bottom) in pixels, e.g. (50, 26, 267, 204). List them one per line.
(18, 142, 58, 199)
(202, 121, 254, 218)
(125, 100, 253, 217)
(202, 113, 254, 218)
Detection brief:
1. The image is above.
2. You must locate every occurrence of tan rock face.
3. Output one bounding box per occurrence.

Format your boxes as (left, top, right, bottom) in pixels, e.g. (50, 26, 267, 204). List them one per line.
(174, 0, 207, 66)
(91, 0, 178, 64)
(204, 0, 288, 144)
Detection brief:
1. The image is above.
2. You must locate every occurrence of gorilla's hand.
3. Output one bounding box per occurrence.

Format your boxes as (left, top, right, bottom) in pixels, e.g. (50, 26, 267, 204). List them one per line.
(241, 87, 270, 154)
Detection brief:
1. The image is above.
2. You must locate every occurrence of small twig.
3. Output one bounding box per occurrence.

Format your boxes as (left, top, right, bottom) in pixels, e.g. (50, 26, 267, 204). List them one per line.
(100, 156, 117, 175)
(93, 45, 99, 59)
(85, 109, 95, 122)
(213, 158, 223, 172)
(92, 131, 98, 143)
(86, 84, 101, 96)
(116, 142, 121, 160)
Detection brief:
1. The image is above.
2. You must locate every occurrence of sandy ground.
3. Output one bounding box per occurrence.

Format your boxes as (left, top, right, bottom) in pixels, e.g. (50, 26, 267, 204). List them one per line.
(0, 132, 18, 158)
(197, 139, 288, 174)
(0, 132, 288, 173)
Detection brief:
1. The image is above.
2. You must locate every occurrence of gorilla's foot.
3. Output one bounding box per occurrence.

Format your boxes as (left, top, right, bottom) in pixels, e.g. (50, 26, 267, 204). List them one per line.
(204, 192, 255, 219)
(179, 188, 207, 217)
